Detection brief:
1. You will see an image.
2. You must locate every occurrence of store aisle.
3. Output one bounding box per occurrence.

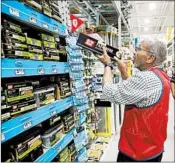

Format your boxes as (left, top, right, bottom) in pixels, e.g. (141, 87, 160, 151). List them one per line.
(101, 94, 174, 162)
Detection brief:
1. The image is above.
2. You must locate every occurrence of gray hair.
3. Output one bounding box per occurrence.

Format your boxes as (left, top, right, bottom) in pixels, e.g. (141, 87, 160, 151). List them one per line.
(142, 38, 167, 65)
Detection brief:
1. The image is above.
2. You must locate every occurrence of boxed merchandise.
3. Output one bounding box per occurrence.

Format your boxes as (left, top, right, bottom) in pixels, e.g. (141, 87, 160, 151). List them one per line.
(5, 82, 34, 103)
(21, 0, 42, 12)
(49, 2, 62, 23)
(26, 37, 42, 47)
(28, 45, 43, 54)
(41, 122, 64, 148)
(34, 86, 56, 107)
(1, 110, 11, 122)
(3, 29, 26, 44)
(43, 40, 56, 49)
(9, 97, 37, 117)
(4, 42, 28, 51)
(43, 48, 60, 61)
(28, 52, 43, 60)
(41, 0, 52, 17)
(10, 127, 42, 161)
(40, 33, 55, 42)
(62, 114, 75, 133)
(3, 20, 23, 33)
(76, 33, 120, 59)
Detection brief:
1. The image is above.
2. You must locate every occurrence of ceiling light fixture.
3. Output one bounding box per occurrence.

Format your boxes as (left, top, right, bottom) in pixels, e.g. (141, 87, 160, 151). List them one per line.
(144, 27, 149, 31)
(149, 2, 156, 10)
(144, 18, 150, 24)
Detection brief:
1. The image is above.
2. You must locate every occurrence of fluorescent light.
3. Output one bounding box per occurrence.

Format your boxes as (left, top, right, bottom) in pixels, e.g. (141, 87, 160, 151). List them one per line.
(144, 27, 149, 31)
(149, 2, 156, 10)
(144, 18, 150, 24)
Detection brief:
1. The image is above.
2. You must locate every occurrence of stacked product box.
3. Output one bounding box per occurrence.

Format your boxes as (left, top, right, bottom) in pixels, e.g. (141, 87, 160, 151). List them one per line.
(7, 127, 43, 162)
(1, 82, 37, 122)
(2, 20, 28, 59)
(20, 0, 42, 12)
(40, 33, 60, 61)
(62, 113, 75, 133)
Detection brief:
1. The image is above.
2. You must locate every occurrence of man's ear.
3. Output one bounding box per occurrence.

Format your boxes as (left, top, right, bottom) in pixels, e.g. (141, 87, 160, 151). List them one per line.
(146, 54, 156, 64)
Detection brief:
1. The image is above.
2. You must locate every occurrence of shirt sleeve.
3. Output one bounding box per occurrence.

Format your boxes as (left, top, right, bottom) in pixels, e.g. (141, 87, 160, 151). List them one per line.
(102, 71, 162, 106)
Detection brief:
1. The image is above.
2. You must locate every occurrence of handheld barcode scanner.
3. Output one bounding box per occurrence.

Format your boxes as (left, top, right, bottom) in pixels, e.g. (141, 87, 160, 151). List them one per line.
(76, 33, 121, 60)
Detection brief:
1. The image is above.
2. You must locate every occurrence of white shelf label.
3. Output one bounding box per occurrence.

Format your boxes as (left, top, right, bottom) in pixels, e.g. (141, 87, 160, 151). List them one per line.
(30, 17, 37, 24)
(53, 27, 58, 32)
(38, 68, 45, 75)
(50, 110, 57, 116)
(9, 7, 19, 17)
(24, 121, 32, 129)
(52, 68, 57, 73)
(15, 69, 24, 75)
(1, 134, 5, 141)
(43, 23, 48, 29)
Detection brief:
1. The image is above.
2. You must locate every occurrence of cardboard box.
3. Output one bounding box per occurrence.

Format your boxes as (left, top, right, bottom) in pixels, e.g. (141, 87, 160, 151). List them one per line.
(76, 33, 119, 59)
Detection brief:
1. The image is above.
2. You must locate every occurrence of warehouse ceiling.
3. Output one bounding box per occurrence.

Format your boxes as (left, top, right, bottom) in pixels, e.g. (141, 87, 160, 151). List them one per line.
(128, 1, 174, 39)
(68, 1, 174, 40)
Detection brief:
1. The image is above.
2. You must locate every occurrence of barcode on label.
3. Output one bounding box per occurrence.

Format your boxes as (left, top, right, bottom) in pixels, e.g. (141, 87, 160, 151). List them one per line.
(53, 27, 58, 32)
(15, 51, 22, 56)
(43, 23, 48, 29)
(30, 17, 37, 24)
(38, 68, 45, 74)
(50, 110, 57, 116)
(15, 69, 24, 75)
(9, 7, 19, 17)
(24, 121, 32, 129)
(52, 68, 57, 73)
(1, 134, 5, 141)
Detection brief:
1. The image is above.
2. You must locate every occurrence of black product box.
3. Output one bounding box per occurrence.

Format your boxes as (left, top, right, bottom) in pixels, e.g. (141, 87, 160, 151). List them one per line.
(21, 0, 42, 12)
(3, 42, 28, 51)
(1, 111, 11, 122)
(43, 48, 60, 61)
(76, 33, 119, 59)
(41, 0, 52, 17)
(4, 50, 30, 59)
(41, 123, 64, 147)
(40, 33, 55, 42)
(43, 40, 56, 49)
(5, 82, 34, 103)
(10, 98, 37, 117)
(28, 45, 43, 54)
(3, 19, 23, 34)
(49, 2, 62, 23)
(26, 37, 42, 47)
(34, 86, 56, 107)
(10, 127, 42, 161)
(3, 29, 26, 44)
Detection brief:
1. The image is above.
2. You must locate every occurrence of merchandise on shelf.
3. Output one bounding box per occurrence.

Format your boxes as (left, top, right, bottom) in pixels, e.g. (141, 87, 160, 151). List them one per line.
(34, 85, 56, 107)
(21, 0, 42, 12)
(9, 127, 42, 161)
(41, 122, 64, 149)
(49, 1, 62, 23)
(62, 113, 75, 133)
(41, 0, 52, 17)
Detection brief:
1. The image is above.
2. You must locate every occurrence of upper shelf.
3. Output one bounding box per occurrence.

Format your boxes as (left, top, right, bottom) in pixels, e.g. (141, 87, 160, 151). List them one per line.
(1, 58, 69, 78)
(1, 0, 67, 36)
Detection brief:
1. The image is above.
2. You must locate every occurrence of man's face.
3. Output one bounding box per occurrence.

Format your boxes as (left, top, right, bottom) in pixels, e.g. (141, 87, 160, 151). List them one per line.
(133, 41, 155, 70)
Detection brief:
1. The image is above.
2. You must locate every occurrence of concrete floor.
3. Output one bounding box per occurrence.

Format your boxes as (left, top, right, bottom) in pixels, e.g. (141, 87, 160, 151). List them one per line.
(101, 94, 174, 162)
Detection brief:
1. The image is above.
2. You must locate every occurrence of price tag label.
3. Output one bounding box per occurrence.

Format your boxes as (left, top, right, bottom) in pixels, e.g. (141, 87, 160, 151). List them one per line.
(65, 68, 69, 73)
(24, 121, 32, 129)
(50, 110, 57, 116)
(53, 27, 58, 33)
(57, 147, 62, 153)
(30, 17, 37, 24)
(9, 7, 19, 17)
(1, 134, 5, 141)
(38, 68, 45, 75)
(52, 68, 57, 73)
(43, 23, 48, 29)
(15, 69, 24, 75)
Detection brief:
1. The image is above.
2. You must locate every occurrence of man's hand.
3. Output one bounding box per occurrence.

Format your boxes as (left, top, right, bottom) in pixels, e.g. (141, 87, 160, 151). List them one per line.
(114, 56, 128, 80)
(96, 46, 111, 64)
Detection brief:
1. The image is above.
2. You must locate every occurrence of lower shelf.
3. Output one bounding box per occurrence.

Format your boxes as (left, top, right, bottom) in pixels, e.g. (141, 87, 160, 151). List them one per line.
(35, 128, 76, 162)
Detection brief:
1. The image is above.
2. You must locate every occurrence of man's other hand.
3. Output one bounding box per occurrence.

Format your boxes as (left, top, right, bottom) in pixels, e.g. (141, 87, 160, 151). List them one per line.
(96, 46, 112, 64)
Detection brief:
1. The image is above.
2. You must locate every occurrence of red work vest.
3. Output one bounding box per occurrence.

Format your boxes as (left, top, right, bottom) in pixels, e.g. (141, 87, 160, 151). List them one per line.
(118, 68, 171, 160)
